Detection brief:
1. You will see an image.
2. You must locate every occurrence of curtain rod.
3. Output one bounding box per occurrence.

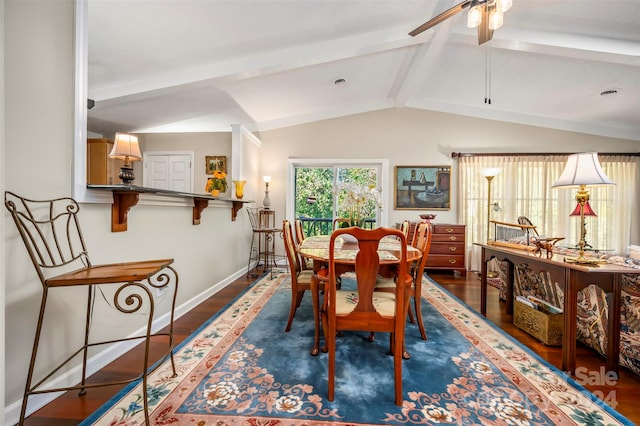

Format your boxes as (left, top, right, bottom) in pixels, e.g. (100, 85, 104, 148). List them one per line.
(451, 152, 640, 158)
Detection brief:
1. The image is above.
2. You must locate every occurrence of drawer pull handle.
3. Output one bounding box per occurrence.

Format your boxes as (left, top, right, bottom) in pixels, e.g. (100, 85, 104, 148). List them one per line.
(449, 259, 457, 264)
(446, 228, 454, 233)
(449, 236, 457, 241)
(449, 247, 457, 252)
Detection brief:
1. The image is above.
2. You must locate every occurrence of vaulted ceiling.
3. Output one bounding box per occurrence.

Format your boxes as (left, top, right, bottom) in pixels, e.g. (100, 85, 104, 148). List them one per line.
(87, 0, 640, 141)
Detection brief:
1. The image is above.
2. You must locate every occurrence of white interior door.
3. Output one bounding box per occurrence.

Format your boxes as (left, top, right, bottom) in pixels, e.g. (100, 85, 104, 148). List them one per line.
(143, 151, 194, 192)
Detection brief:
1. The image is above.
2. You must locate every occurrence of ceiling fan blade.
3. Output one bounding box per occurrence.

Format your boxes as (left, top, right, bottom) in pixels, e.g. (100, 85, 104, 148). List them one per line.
(477, 5, 493, 45)
(409, 0, 473, 37)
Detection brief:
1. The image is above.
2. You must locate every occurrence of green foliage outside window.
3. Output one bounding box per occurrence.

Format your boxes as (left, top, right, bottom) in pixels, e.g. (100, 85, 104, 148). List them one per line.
(295, 167, 334, 220)
(294, 166, 379, 235)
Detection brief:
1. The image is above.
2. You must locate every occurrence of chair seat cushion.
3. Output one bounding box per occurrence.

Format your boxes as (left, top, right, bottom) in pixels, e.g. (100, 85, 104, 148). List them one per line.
(335, 290, 396, 317)
(296, 269, 314, 284)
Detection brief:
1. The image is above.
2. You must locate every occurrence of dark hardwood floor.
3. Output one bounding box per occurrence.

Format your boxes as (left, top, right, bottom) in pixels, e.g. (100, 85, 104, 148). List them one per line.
(23, 270, 640, 425)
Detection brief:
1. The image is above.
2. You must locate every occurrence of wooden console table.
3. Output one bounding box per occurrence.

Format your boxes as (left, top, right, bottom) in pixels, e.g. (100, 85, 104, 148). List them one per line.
(87, 184, 252, 232)
(476, 242, 640, 375)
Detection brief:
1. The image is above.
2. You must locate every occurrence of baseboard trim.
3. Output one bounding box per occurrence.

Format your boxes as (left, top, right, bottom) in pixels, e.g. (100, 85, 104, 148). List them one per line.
(3, 267, 248, 425)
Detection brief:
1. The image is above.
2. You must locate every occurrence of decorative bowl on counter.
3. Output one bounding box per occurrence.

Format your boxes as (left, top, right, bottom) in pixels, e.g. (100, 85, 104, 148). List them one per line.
(419, 213, 437, 221)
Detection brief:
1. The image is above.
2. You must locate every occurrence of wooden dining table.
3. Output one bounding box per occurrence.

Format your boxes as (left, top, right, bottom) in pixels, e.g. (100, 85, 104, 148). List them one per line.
(297, 234, 422, 355)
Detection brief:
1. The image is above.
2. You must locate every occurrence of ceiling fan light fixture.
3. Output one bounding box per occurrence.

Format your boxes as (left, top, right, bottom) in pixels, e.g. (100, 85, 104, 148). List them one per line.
(488, 8, 503, 30)
(496, 0, 512, 12)
(467, 5, 482, 28)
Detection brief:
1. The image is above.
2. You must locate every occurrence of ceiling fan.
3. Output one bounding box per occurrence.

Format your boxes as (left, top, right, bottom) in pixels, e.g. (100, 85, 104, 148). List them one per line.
(409, 0, 512, 45)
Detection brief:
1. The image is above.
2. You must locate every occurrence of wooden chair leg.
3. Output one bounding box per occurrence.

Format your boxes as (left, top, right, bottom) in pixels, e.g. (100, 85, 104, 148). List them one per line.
(295, 289, 305, 307)
(285, 288, 306, 332)
(407, 304, 416, 323)
(285, 287, 297, 332)
(393, 333, 403, 406)
(414, 295, 427, 341)
(327, 316, 336, 401)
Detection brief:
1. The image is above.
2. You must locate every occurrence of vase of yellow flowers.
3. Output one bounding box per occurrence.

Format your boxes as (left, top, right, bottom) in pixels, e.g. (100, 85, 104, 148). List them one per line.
(206, 170, 228, 196)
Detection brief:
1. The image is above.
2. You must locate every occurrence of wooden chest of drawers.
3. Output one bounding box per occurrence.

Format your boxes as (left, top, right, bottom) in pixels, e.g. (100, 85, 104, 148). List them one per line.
(426, 224, 466, 275)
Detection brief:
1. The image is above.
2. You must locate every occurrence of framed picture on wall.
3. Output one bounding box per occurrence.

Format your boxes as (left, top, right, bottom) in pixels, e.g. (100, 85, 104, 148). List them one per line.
(205, 156, 227, 175)
(394, 165, 451, 210)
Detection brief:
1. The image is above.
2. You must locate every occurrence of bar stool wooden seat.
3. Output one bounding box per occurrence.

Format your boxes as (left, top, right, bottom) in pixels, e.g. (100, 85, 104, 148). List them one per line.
(4, 191, 179, 425)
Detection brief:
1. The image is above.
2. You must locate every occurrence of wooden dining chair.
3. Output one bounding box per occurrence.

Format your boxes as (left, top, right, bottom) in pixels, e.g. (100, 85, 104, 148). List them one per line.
(399, 219, 410, 240)
(376, 221, 433, 340)
(4, 191, 179, 426)
(321, 226, 410, 406)
(283, 220, 317, 332)
(294, 218, 306, 244)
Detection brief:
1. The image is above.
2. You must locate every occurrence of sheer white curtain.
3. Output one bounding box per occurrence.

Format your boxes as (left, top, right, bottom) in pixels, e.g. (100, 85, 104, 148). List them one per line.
(458, 154, 639, 272)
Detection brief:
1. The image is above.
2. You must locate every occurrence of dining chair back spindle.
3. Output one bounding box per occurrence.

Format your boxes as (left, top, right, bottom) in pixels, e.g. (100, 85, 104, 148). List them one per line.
(321, 226, 410, 406)
(294, 218, 306, 244)
(294, 218, 312, 270)
(399, 220, 410, 240)
(4, 191, 179, 426)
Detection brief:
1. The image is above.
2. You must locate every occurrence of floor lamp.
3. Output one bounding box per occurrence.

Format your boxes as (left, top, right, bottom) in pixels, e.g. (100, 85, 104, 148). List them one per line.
(480, 168, 501, 242)
(552, 152, 614, 264)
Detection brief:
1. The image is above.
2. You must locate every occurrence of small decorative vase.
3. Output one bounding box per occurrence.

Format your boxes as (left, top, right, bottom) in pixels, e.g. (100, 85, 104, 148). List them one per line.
(233, 180, 246, 199)
(210, 189, 220, 197)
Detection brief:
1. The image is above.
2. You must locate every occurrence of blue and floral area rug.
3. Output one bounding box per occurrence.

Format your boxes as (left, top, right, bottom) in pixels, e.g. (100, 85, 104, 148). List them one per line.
(81, 271, 633, 425)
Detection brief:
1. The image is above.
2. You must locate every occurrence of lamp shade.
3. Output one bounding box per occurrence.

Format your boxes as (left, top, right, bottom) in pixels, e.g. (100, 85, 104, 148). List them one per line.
(480, 167, 501, 178)
(109, 133, 142, 162)
(570, 201, 597, 217)
(552, 152, 614, 188)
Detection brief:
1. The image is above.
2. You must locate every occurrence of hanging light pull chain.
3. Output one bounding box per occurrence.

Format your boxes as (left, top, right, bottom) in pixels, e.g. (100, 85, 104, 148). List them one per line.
(485, 42, 492, 105)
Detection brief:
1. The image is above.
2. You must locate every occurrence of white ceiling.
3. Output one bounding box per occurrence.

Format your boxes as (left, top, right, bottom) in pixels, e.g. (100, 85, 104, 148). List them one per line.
(87, 0, 640, 141)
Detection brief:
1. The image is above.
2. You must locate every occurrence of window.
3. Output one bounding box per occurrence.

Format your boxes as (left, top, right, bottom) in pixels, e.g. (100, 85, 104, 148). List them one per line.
(287, 159, 389, 236)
